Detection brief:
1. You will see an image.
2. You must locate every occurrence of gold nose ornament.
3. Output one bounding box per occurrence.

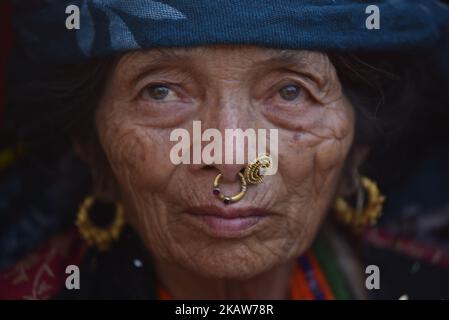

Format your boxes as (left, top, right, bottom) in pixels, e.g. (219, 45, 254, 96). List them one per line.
(213, 154, 273, 205)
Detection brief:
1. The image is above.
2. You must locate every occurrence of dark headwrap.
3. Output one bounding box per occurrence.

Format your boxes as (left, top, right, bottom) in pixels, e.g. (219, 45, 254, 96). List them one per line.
(11, 0, 449, 65)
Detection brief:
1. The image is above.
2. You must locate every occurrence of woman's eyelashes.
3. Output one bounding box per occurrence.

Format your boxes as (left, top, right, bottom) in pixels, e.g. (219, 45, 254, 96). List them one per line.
(269, 82, 310, 106)
(278, 84, 302, 101)
(136, 79, 312, 108)
(140, 84, 181, 102)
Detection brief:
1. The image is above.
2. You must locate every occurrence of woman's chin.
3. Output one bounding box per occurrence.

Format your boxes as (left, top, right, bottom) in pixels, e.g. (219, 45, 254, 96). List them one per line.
(142, 215, 312, 280)
(181, 255, 281, 280)
(167, 239, 300, 280)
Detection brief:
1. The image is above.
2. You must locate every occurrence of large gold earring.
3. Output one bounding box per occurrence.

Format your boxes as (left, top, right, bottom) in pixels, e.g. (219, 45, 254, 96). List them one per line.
(75, 196, 125, 251)
(333, 176, 385, 232)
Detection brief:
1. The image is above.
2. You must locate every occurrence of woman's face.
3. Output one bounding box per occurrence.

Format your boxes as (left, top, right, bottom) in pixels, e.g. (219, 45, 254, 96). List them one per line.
(95, 46, 354, 279)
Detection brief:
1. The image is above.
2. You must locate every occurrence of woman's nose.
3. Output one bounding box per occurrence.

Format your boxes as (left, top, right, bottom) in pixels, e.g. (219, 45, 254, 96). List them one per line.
(213, 163, 246, 182)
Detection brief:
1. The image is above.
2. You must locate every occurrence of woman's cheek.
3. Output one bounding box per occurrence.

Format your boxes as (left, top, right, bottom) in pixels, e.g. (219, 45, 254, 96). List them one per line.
(312, 110, 354, 198)
(98, 118, 175, 192)
(280, 102, 354, 196)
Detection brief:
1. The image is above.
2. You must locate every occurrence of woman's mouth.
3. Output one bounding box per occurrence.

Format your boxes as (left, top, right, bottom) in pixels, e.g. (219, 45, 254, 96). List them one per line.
(183, 206, 271, 238)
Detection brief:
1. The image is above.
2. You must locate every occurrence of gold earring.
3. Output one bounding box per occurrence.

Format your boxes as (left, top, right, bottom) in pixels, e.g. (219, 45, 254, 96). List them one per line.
(333, 176, 385, 232)
(75, 195, 125, 251)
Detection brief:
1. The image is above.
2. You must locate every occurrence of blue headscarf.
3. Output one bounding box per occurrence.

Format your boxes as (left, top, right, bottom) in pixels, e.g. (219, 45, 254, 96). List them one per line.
(11, 0, 449, 66)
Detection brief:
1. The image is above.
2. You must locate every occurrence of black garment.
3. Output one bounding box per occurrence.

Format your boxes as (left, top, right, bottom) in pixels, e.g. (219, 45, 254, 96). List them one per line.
(55, 227, 158, 300)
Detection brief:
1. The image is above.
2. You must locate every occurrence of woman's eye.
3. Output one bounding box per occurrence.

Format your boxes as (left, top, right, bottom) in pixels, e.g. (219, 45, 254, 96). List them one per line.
(142, 85, 172, 101)
(278, 84, 302, 101)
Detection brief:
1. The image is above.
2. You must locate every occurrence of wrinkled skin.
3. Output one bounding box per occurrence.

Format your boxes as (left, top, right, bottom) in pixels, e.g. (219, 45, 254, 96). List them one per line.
(95, 45, 355, 298)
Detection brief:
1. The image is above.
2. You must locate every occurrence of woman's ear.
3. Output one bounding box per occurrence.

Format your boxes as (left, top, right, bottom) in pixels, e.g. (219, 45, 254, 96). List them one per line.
(338, 146, 371, 198)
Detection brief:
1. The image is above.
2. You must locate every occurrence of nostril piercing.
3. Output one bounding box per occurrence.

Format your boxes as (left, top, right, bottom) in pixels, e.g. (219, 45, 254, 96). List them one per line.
(212, 172, 247, 205)
(212, 154, 273, 204)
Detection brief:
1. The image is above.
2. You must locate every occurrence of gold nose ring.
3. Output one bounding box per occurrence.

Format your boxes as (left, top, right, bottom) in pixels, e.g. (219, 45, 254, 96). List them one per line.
(213, 172, 247, 205)
(213, 154, 273, 205)
(243, 153, 272, 185)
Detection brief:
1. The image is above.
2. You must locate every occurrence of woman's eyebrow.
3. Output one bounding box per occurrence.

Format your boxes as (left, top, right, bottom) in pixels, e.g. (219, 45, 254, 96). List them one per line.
(260, 51, 331, 87)
(120, 49, 195, 87)
(122, 48, 325, 88)
(261, 50, 310, 67)
(128, 48, 312, 71)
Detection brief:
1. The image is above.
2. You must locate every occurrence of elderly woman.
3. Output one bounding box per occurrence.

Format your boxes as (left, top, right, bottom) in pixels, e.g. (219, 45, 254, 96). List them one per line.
(1, 0, 449, 300)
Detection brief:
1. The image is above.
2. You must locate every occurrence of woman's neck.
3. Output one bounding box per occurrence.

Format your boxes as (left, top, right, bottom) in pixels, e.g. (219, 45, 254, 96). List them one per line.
(154, 259, 295, 300)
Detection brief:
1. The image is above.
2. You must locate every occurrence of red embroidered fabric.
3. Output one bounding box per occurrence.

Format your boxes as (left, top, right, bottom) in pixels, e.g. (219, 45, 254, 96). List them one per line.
(0, 229, 86, 300)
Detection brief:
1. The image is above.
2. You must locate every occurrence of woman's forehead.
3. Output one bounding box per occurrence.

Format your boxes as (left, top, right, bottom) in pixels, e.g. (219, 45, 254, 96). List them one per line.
(117, 46, 331, 79)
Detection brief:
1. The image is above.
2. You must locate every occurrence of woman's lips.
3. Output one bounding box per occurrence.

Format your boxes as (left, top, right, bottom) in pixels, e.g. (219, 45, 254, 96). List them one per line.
(197, 215, 262, 232)
(184, 206, 271, 237)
